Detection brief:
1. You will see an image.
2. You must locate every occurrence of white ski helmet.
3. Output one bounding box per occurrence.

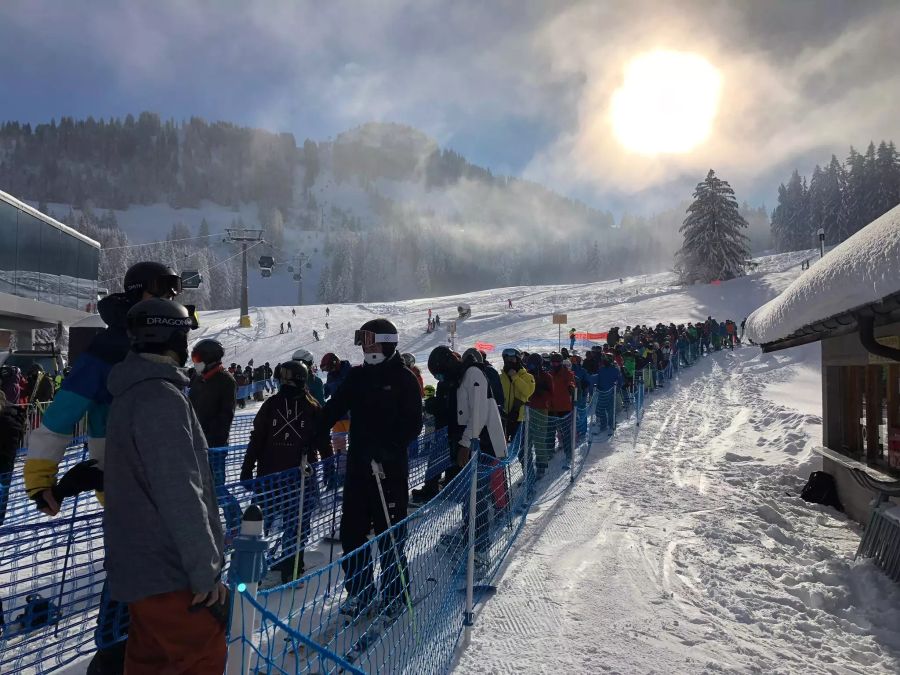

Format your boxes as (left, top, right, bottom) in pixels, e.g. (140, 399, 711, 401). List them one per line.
(292, 348, 314, 366)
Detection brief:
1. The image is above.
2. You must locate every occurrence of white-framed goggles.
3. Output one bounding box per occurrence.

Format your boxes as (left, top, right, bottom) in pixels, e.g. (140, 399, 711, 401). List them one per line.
(354, 330, 399, 348)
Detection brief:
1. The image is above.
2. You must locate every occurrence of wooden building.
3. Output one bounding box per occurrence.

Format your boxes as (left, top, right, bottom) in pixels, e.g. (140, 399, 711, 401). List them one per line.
(746, 205, 900, 523)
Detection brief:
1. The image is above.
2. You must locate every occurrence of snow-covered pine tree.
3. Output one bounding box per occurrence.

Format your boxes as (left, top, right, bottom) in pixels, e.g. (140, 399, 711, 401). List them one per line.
(808, 158, 845, 246)
(874, 141, 900, 220)
(676, 169, 750, 284)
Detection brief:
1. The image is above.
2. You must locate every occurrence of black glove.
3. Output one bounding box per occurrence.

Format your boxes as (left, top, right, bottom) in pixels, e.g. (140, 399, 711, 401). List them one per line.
(54, 460, 104, 500)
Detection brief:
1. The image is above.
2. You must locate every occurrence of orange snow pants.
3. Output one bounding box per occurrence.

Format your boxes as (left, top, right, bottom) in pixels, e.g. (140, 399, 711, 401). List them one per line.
(125, 590, 226, 675)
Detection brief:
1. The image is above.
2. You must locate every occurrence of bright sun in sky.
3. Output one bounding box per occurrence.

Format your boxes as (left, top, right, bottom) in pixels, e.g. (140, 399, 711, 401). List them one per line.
(611, 50, 722, 156)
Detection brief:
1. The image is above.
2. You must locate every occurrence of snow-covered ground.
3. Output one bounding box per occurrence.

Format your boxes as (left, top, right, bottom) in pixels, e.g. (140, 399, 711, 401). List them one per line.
(454, 342, 900, 673)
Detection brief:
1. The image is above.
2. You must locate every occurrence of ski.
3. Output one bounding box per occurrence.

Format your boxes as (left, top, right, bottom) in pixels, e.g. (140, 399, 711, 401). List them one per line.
(342, 577, 438, 664)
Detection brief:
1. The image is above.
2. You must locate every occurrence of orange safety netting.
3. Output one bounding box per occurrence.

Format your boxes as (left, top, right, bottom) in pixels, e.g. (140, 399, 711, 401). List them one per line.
(574, 332, 608, 341)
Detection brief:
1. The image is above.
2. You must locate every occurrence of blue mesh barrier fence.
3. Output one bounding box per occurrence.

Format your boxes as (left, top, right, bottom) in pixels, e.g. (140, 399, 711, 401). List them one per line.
(1, 346, 713, 673)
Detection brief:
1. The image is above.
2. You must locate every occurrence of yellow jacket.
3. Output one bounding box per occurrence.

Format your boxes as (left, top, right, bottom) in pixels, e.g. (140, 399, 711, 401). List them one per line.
(500, 368, 535, 421)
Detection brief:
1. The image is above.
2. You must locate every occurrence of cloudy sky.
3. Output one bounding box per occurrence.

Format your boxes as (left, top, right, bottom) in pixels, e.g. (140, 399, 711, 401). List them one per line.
(1, 0, 897, 214)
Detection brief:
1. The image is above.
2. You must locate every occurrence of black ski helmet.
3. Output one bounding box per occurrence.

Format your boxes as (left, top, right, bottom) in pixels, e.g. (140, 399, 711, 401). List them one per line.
(278, 360, 308, 389)
(124, 262, 182, 301)
(355, 318, 399, 357)
(126, 298, 194, 365)
(427, 345, 461, 379)
(191, 339, 225, 365)
(461, 347, 482, 365)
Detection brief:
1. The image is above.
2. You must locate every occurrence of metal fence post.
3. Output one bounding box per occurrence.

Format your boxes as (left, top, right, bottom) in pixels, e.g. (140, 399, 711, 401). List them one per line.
(464, 449, 479, 645)
(570, 406, 577, 483)
(226, 505, 267, 675)
(612, 384, 618, 433)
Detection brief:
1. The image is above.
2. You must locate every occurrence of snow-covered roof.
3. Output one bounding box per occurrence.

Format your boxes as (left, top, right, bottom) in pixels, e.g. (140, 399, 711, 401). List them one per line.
(745, 204, 900, 347)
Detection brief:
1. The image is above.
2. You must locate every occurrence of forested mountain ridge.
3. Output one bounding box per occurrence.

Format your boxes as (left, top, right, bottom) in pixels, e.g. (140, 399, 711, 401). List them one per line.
(0, 113, 767, 305)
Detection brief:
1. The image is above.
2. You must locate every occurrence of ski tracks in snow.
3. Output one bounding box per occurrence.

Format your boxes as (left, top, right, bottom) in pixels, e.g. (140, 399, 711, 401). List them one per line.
(454, 349, 900, 674)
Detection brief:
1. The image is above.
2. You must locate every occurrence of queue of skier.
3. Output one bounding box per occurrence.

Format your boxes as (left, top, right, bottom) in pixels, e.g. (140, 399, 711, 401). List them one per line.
(9, 256, 742, 674)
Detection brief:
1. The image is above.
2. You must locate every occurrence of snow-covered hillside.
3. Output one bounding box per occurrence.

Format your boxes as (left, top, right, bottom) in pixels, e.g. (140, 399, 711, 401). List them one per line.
(191, 249, 814, 377)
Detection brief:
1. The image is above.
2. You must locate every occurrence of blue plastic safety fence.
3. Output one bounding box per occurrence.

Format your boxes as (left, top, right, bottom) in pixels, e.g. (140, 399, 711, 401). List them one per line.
(1, 339, 715, 675)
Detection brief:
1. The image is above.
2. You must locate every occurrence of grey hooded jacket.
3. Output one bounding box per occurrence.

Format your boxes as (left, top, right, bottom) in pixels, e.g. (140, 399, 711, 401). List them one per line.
(104, 352, 224, 603)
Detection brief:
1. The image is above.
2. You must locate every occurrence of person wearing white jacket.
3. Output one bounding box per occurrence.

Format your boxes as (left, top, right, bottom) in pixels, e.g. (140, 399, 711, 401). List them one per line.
(427, 347, 508, 568)
(456, 348, 508, 463)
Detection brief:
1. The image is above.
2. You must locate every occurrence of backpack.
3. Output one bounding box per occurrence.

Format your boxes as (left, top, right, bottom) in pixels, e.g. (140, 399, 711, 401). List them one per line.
(800, 471, 844, 512)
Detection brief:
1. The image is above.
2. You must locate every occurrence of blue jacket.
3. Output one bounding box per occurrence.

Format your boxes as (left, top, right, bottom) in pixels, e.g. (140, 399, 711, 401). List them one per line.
(594, 364, 624, 393)
(24, 293, 132, 498)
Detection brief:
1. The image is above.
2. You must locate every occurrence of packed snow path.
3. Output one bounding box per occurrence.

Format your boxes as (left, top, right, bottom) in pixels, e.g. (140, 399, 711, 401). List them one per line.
(454, 346, 900, 674)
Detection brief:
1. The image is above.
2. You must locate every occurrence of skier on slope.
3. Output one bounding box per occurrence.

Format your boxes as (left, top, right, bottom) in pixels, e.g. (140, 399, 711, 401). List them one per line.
(427, 346, 507, 570)
(104, 297, 226, 674)
(320, 352, 352, 457)
(401, 353, 425, 397)
(23, 261, 184, 673)
(292, 348, 326, 405)
(499, 348, 535, 444)
(280, 322, 285, 334)
(319, 319, 423, 617)
(240, 360, 332, 584)
(188, 339, 241, 536)
(547, 352, 576, 460)
(525, 353, 555, 478)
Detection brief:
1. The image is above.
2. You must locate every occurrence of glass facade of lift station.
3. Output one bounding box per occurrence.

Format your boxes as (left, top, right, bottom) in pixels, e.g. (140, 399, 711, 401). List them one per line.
(0, 191, 100, 312)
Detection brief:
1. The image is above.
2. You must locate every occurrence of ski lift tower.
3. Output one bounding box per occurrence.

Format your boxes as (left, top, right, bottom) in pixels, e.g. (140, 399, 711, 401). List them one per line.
(287, 252, 311, 306)
(225, 227, 264, 328)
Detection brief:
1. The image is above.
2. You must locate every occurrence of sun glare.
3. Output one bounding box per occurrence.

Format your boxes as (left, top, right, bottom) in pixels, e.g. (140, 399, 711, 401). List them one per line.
(611, 50, 722, 155)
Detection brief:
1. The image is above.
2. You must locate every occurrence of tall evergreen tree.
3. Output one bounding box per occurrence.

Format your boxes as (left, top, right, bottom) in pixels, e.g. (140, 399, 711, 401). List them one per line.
(862, 141, 879, 225)
(197, 218, 211, 240)
(676, 170, 750, 284)
(874, 140, 900, 219)
(842, 146, 867, 237)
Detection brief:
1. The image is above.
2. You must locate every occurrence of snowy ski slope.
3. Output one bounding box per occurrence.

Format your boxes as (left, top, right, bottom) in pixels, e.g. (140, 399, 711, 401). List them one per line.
(191, 250, 814, 376)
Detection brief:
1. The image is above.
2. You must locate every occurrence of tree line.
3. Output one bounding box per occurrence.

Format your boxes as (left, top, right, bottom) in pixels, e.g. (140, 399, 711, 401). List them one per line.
(44, 204, 242, 311)
(771, 140, 900, 252)
(0, 113, 296, 212)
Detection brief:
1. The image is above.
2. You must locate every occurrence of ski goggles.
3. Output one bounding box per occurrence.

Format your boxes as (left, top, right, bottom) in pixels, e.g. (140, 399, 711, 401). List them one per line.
(129, 274, 182, 299)
(354, 330, 399, 348)
(501, 348, 520, 359)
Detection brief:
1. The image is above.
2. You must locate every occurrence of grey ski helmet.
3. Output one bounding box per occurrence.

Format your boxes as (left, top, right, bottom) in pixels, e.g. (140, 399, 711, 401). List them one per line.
(127, 298, 194, 365)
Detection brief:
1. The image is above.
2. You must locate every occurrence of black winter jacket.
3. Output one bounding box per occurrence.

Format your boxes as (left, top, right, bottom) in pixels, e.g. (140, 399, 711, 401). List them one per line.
(321, 353, 423, 470)
(241, 388, 332, 481)
(188, 365, 237, 448)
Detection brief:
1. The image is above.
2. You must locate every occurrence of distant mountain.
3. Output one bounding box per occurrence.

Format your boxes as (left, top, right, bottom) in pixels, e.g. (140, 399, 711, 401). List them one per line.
(0, 113, 706, 305)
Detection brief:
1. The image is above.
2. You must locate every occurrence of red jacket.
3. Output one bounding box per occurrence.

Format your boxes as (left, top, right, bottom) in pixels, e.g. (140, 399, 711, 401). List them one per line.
(527, 371, 555, 410)
(548, 367, 575, 412)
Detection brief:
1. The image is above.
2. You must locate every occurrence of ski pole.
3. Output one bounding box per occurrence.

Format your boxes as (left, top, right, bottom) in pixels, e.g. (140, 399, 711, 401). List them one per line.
(371, 460, 416, 636)
(292, 455, 308, 582)
(325, 452, 339, 598)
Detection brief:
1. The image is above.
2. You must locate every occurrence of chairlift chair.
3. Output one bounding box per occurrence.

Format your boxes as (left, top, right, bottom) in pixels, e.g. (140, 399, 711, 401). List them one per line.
(293, 273, 302, 281)
(181, 269, 203, 289)
(258, 255, 275, 269)
(261, 268, 272, 278)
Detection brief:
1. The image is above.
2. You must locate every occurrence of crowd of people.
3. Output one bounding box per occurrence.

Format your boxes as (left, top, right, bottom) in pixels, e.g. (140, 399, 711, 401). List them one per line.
(4, 254, 742, 673)
(0, 362, 67, 408)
